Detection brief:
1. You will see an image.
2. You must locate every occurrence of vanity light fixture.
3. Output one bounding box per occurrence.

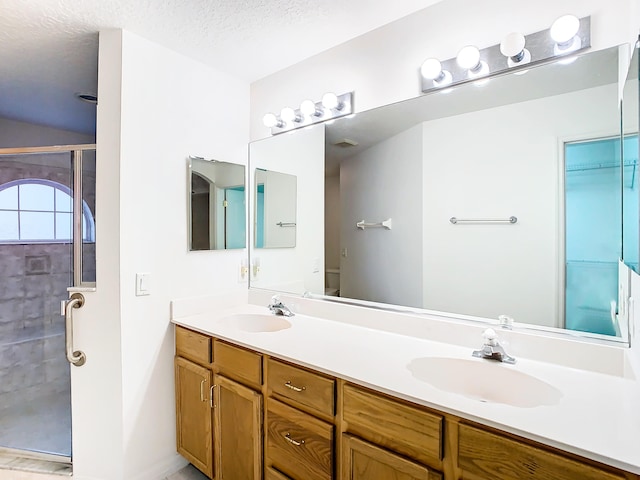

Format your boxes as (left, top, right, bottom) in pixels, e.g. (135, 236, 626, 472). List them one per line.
(550, 14, 582, 55)
(420, 58, 453, 87)
(419, 15, 590, 94)
(263, 91, 354, 135)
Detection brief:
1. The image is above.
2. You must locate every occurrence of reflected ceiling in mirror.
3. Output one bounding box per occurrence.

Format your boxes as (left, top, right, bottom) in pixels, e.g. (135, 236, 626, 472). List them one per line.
(188, 157, 246, 251)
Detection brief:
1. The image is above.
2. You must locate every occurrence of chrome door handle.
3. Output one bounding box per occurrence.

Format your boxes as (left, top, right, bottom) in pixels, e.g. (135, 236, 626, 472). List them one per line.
(64, 292, 86, 367)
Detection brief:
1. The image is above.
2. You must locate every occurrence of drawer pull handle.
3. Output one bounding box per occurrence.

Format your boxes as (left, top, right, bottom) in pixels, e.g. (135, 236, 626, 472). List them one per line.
(284, 433, 305, 446)
(200, 380, 206, 402)
(285, 381, 306, 392)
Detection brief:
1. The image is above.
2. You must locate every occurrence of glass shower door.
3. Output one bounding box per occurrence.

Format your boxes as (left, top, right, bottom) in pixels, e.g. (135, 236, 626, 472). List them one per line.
(0, 146, 96, 459)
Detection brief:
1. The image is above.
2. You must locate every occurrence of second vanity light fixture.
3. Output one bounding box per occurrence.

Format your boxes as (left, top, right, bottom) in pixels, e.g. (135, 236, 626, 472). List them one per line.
(420, 14, 590, 93)
(262, 91, 354, 135)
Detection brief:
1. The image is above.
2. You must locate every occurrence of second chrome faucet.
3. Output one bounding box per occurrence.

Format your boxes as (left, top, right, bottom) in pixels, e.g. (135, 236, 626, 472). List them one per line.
(472, 328, 516, 364)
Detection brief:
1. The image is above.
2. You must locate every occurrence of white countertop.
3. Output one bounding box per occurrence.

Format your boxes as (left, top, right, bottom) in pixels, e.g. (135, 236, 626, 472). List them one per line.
(171, 299, 640, 474)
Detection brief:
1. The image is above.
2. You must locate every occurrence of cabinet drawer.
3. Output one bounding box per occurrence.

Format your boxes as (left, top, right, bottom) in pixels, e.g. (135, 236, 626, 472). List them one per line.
(175, 326, 211, 365)
(342, 434, 443, 480)
(342, 383, 443, 466)
(266, 467, 293, 480)
(458, 423, 626, 480)
(214, 340, 262, 387)
(268, 358, 335, 417)
(267, 398, 333, 480)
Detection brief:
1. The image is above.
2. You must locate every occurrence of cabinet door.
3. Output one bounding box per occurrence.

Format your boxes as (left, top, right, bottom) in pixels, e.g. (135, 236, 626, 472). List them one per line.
(214, 374, 263, 480)
(175, 356, 213, 478)
(341, 434, 442, 480)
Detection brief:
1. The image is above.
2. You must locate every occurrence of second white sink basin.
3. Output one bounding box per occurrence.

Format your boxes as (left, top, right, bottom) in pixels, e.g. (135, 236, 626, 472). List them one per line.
(407, 357, 562, 408)
(221, 313, 291, 333)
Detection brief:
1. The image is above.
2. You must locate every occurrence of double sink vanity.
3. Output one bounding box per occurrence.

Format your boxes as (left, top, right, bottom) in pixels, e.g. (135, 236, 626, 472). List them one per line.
(171, 291, 640, 480)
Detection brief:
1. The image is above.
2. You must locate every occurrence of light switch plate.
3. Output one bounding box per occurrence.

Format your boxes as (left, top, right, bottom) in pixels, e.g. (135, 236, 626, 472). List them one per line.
(136, 273, 151, 296)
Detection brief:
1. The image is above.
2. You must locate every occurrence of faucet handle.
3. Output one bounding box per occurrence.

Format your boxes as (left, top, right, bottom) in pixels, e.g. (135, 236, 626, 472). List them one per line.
(270, 294, 281, 304)
(482, 328, 498, 346)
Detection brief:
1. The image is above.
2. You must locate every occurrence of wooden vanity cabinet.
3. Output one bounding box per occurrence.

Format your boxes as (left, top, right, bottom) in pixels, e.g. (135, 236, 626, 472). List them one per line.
(214, 374, 263, 480)
(175, 325, 640, 480)
(174, 326, 264, 480)
(265, 359, 336, 480)
(174, 329, 214, 478)
(341, 382, 444, 479)
(456, 422, 629, 480)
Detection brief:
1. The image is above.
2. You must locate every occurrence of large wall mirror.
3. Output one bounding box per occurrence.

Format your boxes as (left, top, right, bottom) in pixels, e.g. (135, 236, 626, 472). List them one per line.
(188, 157, 246, 251)
(248, 43, 639, 343)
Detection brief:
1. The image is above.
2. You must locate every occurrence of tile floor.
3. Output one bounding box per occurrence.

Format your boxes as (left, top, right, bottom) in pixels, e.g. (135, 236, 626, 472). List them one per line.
(0, 389, 71, 457)
(0, 462, 207, 480)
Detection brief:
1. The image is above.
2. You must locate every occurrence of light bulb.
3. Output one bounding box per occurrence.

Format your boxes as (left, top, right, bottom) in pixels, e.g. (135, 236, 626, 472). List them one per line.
(263, 113, 281, 128)
(420, 58, 443, 80)
(500, 32, 531, 67)
(550, 14, 580, 44)
(456, 45, 481, 71)
(300, 99, 321, 117)
(281, 107, 300, 123)
(500, 32, 526, 57)
(322, 92, 342, 110)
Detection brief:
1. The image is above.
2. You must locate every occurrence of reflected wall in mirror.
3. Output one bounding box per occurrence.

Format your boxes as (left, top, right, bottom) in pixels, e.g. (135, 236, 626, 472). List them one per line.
(254, 168, 297, 248)
(188, 157, 246, 251)
(249, 45, 635, 341)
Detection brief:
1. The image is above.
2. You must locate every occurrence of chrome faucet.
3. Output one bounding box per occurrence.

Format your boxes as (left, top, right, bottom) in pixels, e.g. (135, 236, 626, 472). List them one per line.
(268, 295, 295, 317)
(472, 328, 516, 364)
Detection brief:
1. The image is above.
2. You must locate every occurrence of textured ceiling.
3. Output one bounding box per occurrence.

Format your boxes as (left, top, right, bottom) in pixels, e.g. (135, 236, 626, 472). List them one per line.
(0, 0, 444, 135)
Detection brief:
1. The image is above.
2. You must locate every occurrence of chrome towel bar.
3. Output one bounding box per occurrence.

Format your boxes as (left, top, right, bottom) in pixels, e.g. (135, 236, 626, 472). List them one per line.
(450, 216, 517, 225)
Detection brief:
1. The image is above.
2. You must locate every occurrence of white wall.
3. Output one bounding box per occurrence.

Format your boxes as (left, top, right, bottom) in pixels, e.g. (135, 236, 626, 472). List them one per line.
(0, 117, 94, 148)
(250, 0, 638, 141)
(421, 83, 619, 327)
(249, 125, 324, 294)
(72, 29, 250, 480)
(340, 124, 423, 307)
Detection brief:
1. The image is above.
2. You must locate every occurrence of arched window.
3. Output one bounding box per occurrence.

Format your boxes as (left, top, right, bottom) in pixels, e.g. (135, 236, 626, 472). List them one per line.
(0, 179, 95, 243)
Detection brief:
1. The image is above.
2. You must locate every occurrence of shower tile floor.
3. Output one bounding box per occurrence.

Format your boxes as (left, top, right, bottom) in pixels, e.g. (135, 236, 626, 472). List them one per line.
(0, 389, 71, 458)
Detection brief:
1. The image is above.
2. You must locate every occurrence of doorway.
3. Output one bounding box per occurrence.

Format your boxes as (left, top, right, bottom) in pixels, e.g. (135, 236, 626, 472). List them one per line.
(0, 145, 95, 461)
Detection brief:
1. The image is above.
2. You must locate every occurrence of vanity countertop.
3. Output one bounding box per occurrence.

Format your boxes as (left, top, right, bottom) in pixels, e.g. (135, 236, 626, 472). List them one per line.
(171, 300, 640, 474)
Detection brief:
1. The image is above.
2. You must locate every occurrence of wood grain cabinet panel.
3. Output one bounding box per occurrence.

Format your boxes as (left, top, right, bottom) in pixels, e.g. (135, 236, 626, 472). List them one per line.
(175, 326, 212, 365)
(214, 375, 262, 480)
(214, 339, 263, 388)
(266, 467, 294, 480)
(267, 398, 333, 480)
(458, 423, 626, 480)
(342, 434, 443, 480)
(175, 356, 213, 479)
(267, 358, 335, 417)
(343, 383, 443, 466)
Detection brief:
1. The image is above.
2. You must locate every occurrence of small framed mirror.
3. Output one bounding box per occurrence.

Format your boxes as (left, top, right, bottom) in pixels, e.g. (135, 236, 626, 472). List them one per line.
(188, 157, 246, 251)
(254, 168, 297, 248)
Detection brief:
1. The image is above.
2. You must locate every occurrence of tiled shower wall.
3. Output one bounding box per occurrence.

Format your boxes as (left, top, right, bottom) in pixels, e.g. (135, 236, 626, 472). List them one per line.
(0, 158, 96, 413)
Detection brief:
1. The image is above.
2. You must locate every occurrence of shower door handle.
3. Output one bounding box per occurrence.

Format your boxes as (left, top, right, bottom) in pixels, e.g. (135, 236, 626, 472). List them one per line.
(64, 293, 87, 367)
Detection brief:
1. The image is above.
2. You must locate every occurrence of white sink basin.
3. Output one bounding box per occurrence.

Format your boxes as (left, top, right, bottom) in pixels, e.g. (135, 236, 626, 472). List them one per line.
(222, 313, 291, 332)
(407, 357, 562, 408)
